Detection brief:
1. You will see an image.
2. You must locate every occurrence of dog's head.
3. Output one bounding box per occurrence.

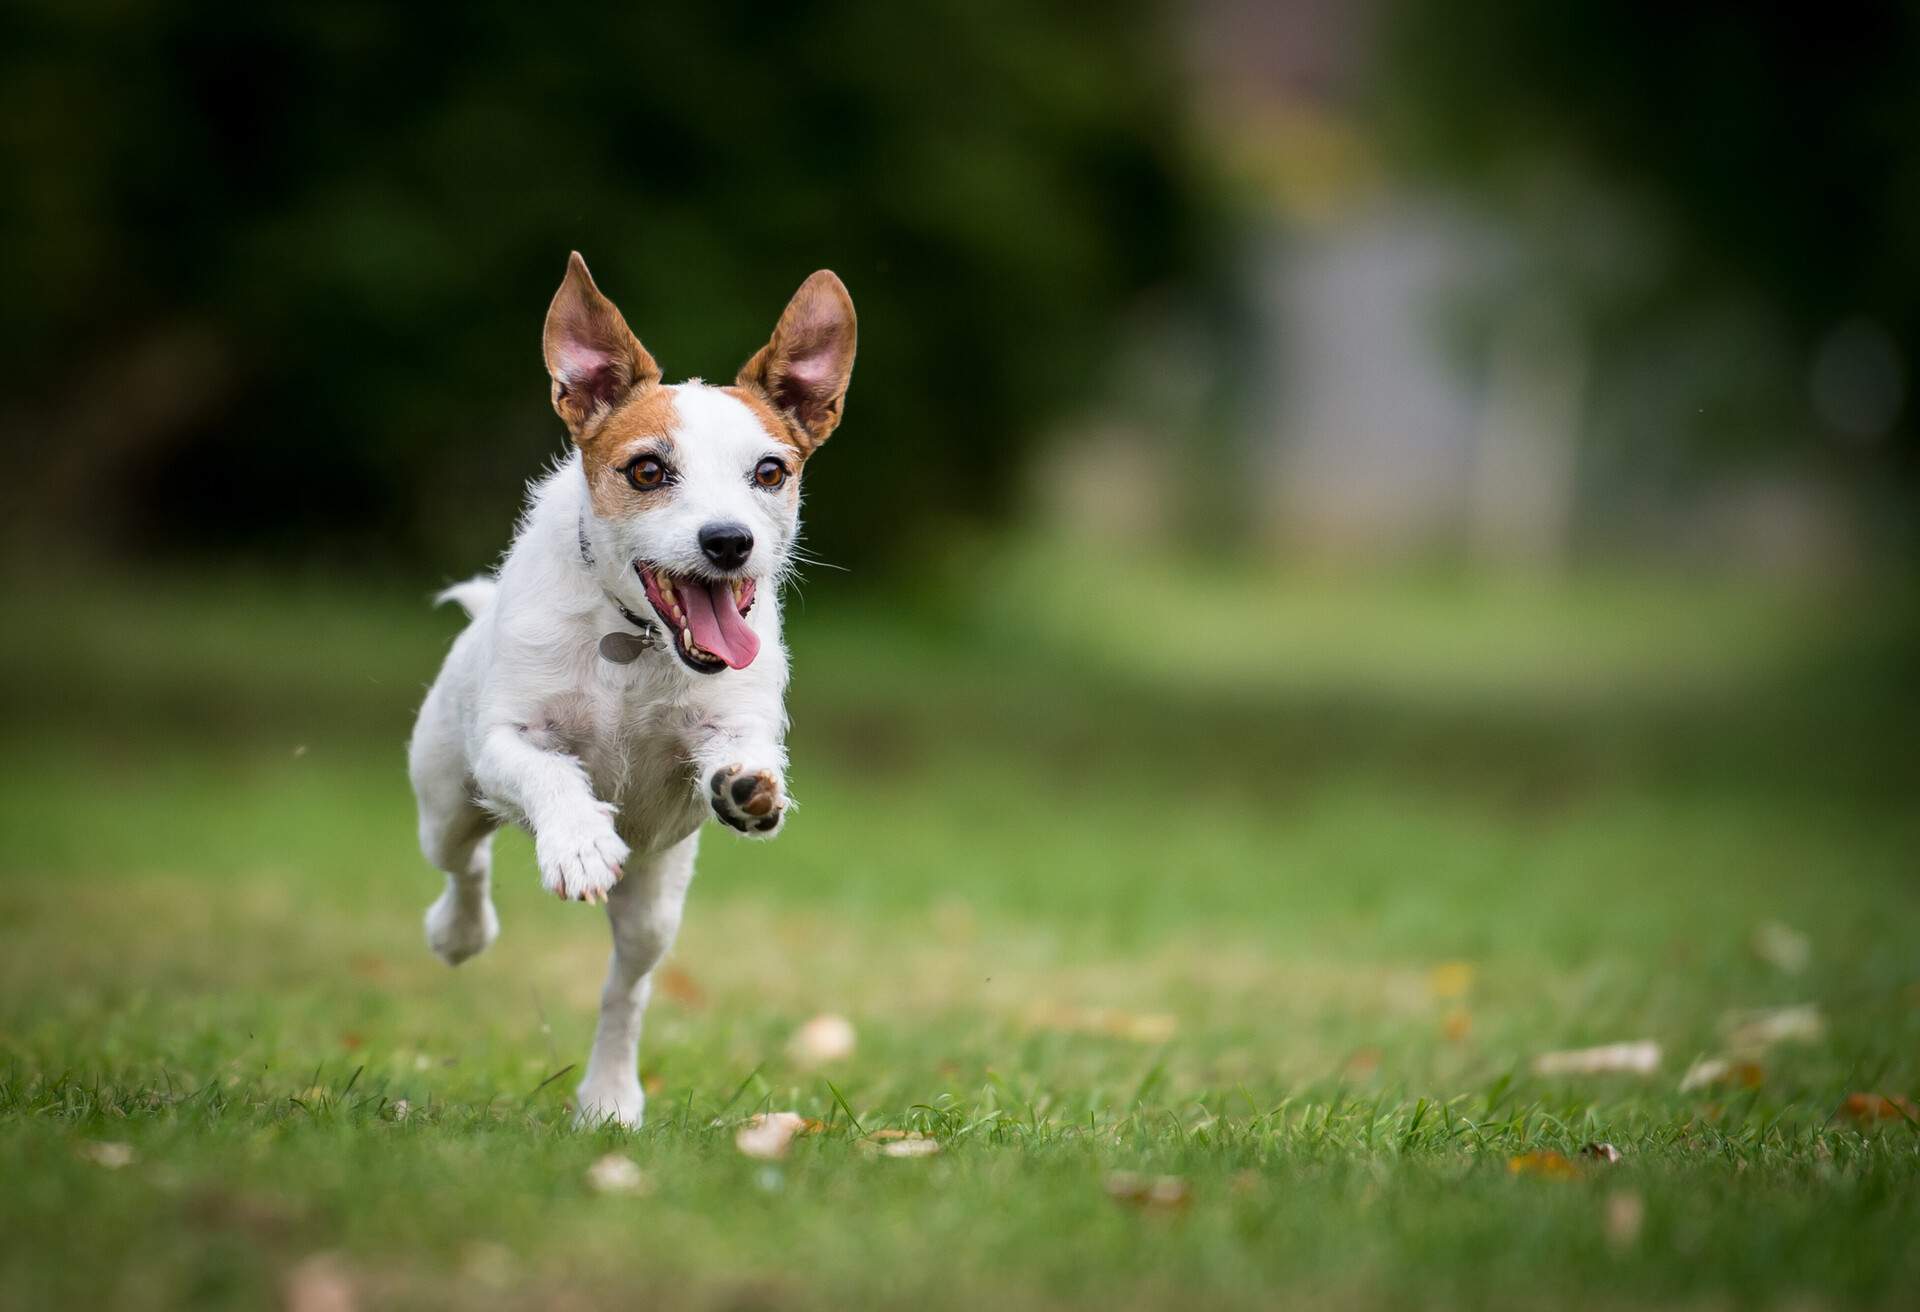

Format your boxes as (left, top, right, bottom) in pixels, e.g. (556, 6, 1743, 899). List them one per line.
(542, 252, 855, 674)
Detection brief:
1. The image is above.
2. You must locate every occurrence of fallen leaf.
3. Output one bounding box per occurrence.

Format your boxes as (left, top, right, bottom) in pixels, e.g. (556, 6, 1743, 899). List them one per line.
(1429, 961, 1476, 1000)
(1679, 1058, 1765, 1093)
(1342, 1047, 1383, 1079)
(787, 1014, 857, 1067)
(861, 1131, 941, 1159)
(656, 964, 706, 1009)
(735, 1111, 808, 1161)
(1507, 1151, 1580, 1180)
(1442, 1009, 1472, 1042)
(1839, 1092, 1918, 1124)
(284, 1253, 356, 1312)
(1604, 1190, 1645, 1252)
(1749, 921, 1810, 974)
(585, 1153, 650, 1195)
(1724, 1004, 1824, 1052)
(1105, 1171, 1191, 1211)
(642, 1072, 666, 1096)
(1532, 1041, 1661, 1077)
(339, 1033, 363, 1051)
(79, 1141, 135, 1169)
(1580, 1142, 1625, 1163)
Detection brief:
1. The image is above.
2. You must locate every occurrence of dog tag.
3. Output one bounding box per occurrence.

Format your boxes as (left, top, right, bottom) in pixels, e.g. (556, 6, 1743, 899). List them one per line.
(598, 632, 649, 664)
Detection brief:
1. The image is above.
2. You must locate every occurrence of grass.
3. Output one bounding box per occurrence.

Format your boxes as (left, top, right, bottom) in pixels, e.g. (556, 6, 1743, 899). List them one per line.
(1, 546, 1917, 1310)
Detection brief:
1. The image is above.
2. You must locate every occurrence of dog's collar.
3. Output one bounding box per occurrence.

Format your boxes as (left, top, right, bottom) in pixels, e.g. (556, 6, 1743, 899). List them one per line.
(583, 511, 659, 664)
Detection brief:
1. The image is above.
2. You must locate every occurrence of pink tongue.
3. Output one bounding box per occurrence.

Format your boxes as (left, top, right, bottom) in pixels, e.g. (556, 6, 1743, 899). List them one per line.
(679, 580, 760, 669)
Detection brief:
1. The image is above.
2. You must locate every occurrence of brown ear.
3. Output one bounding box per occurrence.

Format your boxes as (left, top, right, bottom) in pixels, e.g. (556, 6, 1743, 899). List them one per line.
(542, 251, 661, 439)
(736, 270, 857, 453)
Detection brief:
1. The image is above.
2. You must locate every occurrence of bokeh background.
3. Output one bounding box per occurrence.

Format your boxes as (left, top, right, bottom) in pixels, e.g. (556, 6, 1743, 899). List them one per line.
(6, 0, 1920, 574)
(4, 3, 1919, 1308)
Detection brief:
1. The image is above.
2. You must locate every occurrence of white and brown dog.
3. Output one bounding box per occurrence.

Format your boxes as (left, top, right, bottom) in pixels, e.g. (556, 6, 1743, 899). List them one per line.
(407, 253, 855, 1126)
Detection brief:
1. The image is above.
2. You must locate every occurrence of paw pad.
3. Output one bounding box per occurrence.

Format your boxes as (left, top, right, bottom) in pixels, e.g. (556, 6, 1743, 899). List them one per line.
(710, 765, 785, 835)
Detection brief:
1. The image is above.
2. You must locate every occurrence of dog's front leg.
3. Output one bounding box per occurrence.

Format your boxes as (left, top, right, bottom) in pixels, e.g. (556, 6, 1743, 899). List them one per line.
(575, 832, 697, 1127)
(472, 723, 629, 902)
(692, 715, 790, 839)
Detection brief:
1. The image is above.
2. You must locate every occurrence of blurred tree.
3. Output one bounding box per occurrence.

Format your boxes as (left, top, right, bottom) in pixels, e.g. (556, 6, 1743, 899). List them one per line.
(1, 0, 1208, 575)
(1376, 0, 1920, 531)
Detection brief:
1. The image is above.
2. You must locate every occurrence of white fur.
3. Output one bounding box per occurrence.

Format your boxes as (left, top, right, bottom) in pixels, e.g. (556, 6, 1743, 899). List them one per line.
(408, 382, 798, 1127)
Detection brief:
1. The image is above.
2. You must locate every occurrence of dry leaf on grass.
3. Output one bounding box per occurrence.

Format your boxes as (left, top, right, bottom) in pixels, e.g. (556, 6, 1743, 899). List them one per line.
(860, 1130, 941, 1158)
(1442, 1009, 1472, 1042)
(1723, 1004, 1824, 1052)
(656, 964, 706, 1009)
(735, 1112, 809, 1161)
(585, 1153, 650, 1195)
(1507, 1151, 1580, 1180)
(1679, 1058, 1765, 1093)
(787, 1014, 857, 1067)
(1105, 1172, 1192, 1211)
(1839, 1092, 1918, 1124)
(1342, 1047, 1383, 1079)
(79, 1141, 135, 1169)
(1429, 961, 1476, 1000)
(284, 1253, 356, 1312)
(1749, 922, 1810, 974)
(1531, 1040, 1661, 1077)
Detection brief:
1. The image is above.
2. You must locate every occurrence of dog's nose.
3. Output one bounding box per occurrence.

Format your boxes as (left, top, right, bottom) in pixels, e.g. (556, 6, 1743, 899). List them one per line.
(698, 522, 754, 571)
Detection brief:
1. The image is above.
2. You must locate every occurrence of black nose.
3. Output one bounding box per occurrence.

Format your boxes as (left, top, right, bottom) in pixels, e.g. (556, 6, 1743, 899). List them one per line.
(698, 522, 754, 570)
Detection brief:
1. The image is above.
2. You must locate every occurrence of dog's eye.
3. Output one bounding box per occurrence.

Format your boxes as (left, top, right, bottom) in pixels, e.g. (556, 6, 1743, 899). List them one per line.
(753, 458, 788, 489)
(625, 456, 667, 490)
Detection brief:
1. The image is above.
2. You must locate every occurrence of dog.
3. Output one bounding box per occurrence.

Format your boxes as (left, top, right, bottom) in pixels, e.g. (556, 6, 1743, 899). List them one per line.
(407, 252, 855, 1126)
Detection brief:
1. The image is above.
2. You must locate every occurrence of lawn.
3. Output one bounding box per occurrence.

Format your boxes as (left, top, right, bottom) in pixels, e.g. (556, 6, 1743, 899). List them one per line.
(2, 549, 1917, 1310)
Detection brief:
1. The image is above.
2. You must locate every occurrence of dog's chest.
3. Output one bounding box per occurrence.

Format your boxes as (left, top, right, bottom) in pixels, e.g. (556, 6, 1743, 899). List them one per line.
(546, 675, 706, 851)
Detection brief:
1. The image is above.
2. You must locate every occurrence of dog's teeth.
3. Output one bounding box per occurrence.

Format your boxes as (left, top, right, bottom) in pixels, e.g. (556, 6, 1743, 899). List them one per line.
(682, 627, 692, 648)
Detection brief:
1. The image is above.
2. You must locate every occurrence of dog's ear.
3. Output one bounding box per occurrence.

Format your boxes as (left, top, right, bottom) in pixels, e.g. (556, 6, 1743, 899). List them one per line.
(543, 252, 661, 439)
(736, 270, 856, 454)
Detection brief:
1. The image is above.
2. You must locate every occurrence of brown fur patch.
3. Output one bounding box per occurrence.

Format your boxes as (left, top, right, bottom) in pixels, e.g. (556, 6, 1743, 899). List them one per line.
(578, 387, 682, 519)
(721, 385, 810, 456)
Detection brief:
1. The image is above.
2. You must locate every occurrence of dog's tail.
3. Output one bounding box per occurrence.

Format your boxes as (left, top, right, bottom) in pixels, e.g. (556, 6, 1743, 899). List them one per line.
(434, 575, 499, 621)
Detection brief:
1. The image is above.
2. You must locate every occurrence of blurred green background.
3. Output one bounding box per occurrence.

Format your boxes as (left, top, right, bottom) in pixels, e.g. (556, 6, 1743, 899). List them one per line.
(4, 2, 1919, 1309)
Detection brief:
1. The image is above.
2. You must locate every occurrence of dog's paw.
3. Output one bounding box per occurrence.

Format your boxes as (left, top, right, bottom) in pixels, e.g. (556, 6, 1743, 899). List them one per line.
(535, 811, 629, 903)
(708, 764, 786, 837)
(574, 1077, 645, 1129)
(424, 891, 499, 965)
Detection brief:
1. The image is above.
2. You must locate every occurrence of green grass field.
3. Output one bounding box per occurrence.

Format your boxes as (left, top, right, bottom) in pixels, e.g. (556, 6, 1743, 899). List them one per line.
(2, 551, 1917, 1310)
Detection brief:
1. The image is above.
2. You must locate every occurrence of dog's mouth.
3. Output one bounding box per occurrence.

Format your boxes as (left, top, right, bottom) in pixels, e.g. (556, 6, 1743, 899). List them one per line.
(635, 563, 760, 673)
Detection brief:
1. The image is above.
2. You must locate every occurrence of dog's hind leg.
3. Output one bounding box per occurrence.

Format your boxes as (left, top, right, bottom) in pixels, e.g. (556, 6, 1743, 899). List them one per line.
(418, 791, 500, 966)
(574, 831, 699, 1127)
(411, 688, 502, 964)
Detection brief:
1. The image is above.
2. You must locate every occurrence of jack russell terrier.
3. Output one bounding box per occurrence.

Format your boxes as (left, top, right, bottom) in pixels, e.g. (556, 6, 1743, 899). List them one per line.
(408, 253, 855, 1126)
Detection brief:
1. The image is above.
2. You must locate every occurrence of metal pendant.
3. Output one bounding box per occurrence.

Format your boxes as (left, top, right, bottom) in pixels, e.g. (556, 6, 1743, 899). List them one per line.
(598, 631, 650, 664)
